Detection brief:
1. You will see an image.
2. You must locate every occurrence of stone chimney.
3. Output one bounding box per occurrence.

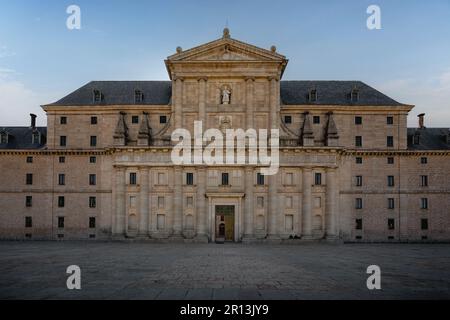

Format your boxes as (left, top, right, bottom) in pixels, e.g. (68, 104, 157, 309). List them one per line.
(418, 113, 425, 129)
(30, 114, 37, 130)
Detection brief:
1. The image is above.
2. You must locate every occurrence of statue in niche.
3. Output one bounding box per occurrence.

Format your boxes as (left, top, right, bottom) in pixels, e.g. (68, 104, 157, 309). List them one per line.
(221, 86, 231, 104)
(219, 116, 232, 134)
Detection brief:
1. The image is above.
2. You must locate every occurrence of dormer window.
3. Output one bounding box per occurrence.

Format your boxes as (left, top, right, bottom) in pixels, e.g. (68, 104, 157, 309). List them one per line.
(413, 133, 420, 145)
(32, 132, 40, 144)
(93, 90, 103, 103)
(0, 132, 8, 144)
(351, 88, 359, 102)
(135, 90, 143, 103)
(309, 89, 317, 102)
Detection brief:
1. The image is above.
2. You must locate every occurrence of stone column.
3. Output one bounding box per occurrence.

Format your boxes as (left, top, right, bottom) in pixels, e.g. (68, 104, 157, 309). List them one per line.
(174, 77, 183, 129)
(195, 167, 207, 241)
(198, 77, 207, 125)
(269, 77, 279, 129)
(245, 77, 255, 129)
(138, 167, 149, 237)
(302, 168, 313, 239)
(267, 77, 279, 239)
(172, 167, 183, 237)
(244, 167, 255, 239)
(326, 168, 338, 239)
(114, 168, 126, 236)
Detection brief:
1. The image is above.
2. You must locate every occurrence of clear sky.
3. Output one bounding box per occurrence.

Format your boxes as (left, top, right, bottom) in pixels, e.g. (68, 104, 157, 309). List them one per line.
(1, 0, 449, 127)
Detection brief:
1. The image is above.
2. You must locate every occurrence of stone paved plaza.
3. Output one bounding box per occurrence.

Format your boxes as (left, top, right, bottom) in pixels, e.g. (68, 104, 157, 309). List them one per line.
(0, 242, 449, 300)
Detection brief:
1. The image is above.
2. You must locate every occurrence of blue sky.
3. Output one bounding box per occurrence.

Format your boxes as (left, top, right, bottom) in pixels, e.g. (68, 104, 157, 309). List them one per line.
(1, 0, 449, 126)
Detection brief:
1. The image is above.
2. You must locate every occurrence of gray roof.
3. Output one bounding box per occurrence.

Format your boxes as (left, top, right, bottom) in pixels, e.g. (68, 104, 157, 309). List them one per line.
(46, 81, 172, 106)
(0, 127, 47, 150)
(280, 81, 406, 106)
(407, 128, 450, 150)
(45, 80, 407, 107)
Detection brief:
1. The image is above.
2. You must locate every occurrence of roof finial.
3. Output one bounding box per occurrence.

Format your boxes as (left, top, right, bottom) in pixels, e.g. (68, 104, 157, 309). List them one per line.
(223, 27, 230, 39)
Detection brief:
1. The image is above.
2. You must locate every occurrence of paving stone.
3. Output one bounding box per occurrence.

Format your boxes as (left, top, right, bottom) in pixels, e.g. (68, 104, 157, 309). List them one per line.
(0, 242, 449, 299)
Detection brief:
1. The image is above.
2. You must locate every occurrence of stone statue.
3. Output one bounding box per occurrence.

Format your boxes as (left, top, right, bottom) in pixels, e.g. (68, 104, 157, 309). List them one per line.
(219, 116, 232, 134)
(221, 87, 231, 104)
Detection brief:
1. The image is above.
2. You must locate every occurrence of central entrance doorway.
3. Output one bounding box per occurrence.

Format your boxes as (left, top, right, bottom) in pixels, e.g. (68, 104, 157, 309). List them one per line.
(215, 205, 235, 242)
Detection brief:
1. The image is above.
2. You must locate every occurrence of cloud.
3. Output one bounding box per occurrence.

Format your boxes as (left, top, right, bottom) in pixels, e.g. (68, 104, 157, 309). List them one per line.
(376, 70, 450, 128)
(0, 77, 48, 126)
(0, 46, 16, 59)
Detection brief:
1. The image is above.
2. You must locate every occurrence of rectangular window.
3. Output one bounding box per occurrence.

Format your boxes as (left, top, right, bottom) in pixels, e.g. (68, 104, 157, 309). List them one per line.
(128, 194, 135, 207)
(57, 234, 64, 239)
(388, 198, 395, 209)
(129, 172, 137, 185)
(355, 219, 363, 230)
(60, 116, 67, 125)
(158, 196, 165, 208)
(89, 196, 96, 208)
(26, 173, 33, 185)
(135, 90, 143, 103)
(314, 173, 322, 185)
(89, 217, 96, 229)
(387, 136, 394, 147)
(91, 116, 98, 125)
(132, 116, 139, 124)
(186, 172, 194, 185)
(160, 115, 167, 124)
(387, 157, 394, 164)
(355, 116, 362, 125)
(355, 136, 362, 147)
(421, 175, 428, 187)
(421, 219, 428, 230)
(285, 172, 293, 185)
(421, 157, 427, 164)
(58, 217, 65, 228)
(58, 196, 65, 208)
(421, 198, 428, 209)
(157, 172, 166, 185)
(26, 196, 33, 207)
(90, 156, 96, 163)
(356, 176, 362, 187)
(60, 136, 67, 147)
(313, 116, 320, 124)
(89, 174, 96, 186)
(388, 219, 395, 230)
(257, 173, 265, 185)
(355, 198, 363, 209)
(25, 216, 32, 228)
(26, 156, 33, 163)
(186, 196, 193, 208)
(59, 156, 65, 163)
(58, 174, 65, 186)
(221, 173, 229, 186)
(90, 136, 97, 147)
(387, 176, 395, 187)
(355, 157, 363, 164)
(257, 196, 264, 208)
(284, 115, 292, 124)
(387, 116, 394, 125)
(286, 196, 293, 209)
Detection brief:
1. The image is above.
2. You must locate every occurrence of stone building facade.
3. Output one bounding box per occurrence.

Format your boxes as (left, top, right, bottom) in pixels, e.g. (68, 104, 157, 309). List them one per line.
(1, 30, 449, 242)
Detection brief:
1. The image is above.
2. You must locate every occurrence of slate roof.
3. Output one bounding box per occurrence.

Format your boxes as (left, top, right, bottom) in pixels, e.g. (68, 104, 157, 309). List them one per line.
(407, 128, 450, 150)
(280, 81, 406, 106)
(45, 81, 172, 106)
(0, 127, 47, 150)
(44, 80, 408, 107)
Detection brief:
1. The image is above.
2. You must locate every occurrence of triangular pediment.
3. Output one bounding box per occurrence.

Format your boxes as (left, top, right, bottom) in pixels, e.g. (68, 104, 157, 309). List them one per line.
(167, 36, 286, 63)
